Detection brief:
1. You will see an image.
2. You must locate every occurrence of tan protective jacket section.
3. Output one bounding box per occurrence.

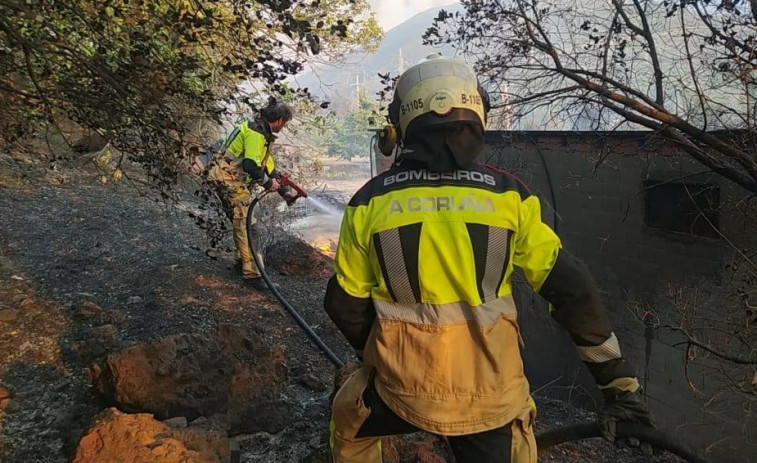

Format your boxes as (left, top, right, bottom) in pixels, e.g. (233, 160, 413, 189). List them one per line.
(334, 164, 561, 435)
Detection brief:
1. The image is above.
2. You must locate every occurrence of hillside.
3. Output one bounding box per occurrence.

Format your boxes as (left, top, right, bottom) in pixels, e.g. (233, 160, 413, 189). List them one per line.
(291, 3, 462, 103)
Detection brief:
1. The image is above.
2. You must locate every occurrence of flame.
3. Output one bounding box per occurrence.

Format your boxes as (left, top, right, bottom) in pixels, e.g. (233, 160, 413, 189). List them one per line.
(312, 237, 337, 259)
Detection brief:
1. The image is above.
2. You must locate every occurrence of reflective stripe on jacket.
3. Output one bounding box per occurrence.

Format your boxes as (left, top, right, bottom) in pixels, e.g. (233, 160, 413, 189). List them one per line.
(330, 163, 559, 435)
(222, 120, 275, 175)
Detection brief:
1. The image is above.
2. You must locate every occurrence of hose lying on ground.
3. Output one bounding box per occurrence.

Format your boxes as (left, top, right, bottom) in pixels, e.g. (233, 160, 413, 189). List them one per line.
(536, 421, 709, 463)
(246, 194, 345, 368)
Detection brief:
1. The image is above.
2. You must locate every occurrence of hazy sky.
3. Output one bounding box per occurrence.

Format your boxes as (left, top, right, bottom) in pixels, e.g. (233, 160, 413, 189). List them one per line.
(368, 0, 459, 31)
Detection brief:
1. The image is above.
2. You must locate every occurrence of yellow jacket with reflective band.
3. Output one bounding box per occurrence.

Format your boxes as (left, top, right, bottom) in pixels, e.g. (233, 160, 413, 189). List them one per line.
(333, 162, 561, 435)
(222, 120, 275, 174)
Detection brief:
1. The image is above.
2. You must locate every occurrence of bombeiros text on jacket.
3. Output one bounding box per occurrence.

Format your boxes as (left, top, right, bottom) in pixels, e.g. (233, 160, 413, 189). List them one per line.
(383, 169, 497, 187)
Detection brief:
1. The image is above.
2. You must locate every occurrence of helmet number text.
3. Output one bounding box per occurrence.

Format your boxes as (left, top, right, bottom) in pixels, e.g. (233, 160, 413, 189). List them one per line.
(461, 93, 482, 105)
(400, 98, 424, 115)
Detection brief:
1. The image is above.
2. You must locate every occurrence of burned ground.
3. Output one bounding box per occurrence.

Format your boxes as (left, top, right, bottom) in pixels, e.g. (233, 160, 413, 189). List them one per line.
(0, 154, 683, 462)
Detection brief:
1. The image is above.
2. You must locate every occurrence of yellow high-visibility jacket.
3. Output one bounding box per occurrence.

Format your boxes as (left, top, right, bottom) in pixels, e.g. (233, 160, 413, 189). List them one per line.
(324, 161, 635, 435)
(222, 119, 276, 184)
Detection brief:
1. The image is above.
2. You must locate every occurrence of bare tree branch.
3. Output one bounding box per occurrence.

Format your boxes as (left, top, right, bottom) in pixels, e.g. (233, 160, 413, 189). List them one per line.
(665, 324, 757, 365)
(427, 0, 757, 192)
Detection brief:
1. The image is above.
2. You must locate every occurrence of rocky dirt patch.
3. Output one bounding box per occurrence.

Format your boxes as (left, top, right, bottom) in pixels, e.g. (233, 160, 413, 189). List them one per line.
(91, 324, 288, 435)
(72, 408, 230, 463)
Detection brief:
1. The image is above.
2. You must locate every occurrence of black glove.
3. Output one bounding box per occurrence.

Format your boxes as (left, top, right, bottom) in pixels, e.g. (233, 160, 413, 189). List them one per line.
(600, 386, 655, 455)
(277, 185, 298, 206)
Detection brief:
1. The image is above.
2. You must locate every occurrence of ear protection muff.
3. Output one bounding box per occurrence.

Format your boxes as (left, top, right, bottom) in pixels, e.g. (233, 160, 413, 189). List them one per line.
(379, 93, 402, 155)
(377, 125, 397, 156)
(388, 96, 401, 128)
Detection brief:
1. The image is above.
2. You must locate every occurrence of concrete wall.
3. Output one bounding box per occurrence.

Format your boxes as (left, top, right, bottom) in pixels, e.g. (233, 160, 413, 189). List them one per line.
(483, 131, 757, 462)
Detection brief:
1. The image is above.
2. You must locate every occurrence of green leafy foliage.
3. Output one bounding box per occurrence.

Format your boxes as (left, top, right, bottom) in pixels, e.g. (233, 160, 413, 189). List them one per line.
(0, 0, 380, 191)
(305, 89, 381, 159)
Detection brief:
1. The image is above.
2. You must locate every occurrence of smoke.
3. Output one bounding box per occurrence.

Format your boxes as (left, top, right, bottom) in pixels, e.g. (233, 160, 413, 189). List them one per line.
(368, 0, 459, 31)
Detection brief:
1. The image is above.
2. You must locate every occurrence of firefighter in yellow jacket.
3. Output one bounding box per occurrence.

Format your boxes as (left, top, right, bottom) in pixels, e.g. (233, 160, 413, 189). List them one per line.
(323, 54, 653, 462)
(209, 100, 296, 290)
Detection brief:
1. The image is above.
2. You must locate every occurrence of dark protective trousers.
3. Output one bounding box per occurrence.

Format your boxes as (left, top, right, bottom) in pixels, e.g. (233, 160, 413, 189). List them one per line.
(329, 366, 537, 463)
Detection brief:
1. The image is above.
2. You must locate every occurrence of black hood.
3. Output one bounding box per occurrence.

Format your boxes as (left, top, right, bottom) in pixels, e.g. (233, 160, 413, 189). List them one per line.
(251, 118, 276, 142)
(397, 122, 484, 172)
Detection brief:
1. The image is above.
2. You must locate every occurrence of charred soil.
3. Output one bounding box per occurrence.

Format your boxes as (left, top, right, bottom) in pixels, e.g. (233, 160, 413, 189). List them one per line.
(0, 154, 682, 462)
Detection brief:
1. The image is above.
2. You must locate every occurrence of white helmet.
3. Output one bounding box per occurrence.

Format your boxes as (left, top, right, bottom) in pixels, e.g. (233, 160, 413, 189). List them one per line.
(388, 53, 490, 142)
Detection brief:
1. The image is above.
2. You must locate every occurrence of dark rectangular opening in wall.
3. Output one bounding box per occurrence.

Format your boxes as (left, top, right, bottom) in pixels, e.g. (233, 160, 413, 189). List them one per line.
(644, 181, 720, 238)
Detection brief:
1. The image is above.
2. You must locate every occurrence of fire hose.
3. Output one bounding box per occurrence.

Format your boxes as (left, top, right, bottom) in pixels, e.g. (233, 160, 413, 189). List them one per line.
(246, 173, 345, 369)
(243, 175, 708, 463)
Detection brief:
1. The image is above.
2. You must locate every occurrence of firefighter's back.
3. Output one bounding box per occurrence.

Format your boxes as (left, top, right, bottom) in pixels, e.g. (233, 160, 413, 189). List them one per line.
(342, 161, 538, 435)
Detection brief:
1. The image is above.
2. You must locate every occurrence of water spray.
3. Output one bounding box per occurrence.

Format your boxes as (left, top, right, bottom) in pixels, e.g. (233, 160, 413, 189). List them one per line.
(307, 195, 343, 216)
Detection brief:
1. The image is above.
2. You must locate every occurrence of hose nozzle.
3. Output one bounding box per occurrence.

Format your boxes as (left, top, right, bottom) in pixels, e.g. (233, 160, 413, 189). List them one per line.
(278, 172, 308, 206)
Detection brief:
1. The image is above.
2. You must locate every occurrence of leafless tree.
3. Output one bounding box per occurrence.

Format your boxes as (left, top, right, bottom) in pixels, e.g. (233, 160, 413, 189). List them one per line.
(628, 209, 757, 445)
(425, 0, 757, 193)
